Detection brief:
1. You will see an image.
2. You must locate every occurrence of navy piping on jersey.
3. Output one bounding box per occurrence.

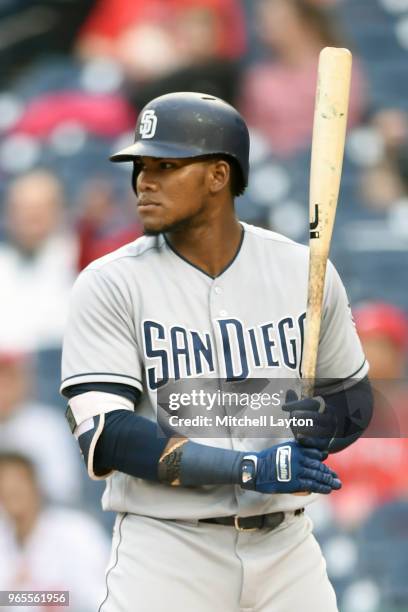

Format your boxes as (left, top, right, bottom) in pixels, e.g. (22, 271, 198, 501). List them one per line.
(299, 358, 367, 384)
(99, 513, 127, 612)
(61, 372, 143, 385)
(306, 359, 367, 397)
(164, 224, 245, 280)
(345, 359, 367, 380)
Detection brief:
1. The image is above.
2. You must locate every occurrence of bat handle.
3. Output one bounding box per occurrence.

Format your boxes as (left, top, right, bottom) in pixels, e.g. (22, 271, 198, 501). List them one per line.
(294, 377, 316, 497)
(301, 378, 315, 399)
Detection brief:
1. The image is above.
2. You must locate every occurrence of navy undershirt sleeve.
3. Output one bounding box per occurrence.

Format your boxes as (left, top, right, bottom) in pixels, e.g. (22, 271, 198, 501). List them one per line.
(62, 382, 141, 405)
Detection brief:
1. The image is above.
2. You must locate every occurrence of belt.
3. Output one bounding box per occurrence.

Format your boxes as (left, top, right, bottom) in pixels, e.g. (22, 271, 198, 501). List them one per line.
(199, 508, 304, 532)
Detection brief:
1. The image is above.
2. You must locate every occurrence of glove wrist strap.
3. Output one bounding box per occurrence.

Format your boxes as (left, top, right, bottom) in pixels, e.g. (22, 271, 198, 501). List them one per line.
(240, 454, 258, 490)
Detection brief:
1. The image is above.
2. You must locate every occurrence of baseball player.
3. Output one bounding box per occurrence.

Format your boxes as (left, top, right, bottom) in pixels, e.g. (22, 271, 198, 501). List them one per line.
(60, 92, 373, 612)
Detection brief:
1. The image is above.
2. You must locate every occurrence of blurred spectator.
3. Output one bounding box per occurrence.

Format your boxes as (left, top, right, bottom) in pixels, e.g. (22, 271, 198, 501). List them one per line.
(358, 110, 408, 212)
(75, 178, 142, 270)
(75, 0, 246, 66)
(395, 132, 408, 190)
(128, 5, 242, 109)
(354, 302, 408, 380)
(239, 0, 366, 157)
(390, 131, 408, 224)
(359, 155, 406, 213)
(0, 452, 109, 612)
(109, 20, 182, 83)
(374, 110, 408, 155)
(0, 170, 77, 352)
(0, 351, 82, 504)
(327, 302, 408, 529)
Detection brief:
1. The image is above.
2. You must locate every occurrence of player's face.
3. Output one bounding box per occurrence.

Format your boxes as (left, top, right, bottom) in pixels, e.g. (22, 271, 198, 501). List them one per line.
(135, 156, 215, 235)
(0, 461, 40, 523)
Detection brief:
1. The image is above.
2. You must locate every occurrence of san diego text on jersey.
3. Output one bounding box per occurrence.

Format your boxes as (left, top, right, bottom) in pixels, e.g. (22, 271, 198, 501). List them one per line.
(143, 313, 307, 389)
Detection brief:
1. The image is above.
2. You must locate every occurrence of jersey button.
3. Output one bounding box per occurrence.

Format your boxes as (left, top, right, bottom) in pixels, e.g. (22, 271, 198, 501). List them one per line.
(214, 286, 222, 295)
(219, 310, 228, 317)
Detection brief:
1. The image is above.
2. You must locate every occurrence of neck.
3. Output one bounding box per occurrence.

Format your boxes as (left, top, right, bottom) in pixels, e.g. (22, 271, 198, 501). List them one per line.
(165, 207, 243, 278)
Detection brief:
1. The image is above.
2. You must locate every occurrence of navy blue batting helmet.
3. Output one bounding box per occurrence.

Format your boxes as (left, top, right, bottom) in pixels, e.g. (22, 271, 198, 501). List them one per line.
(110, 91, 250, 193)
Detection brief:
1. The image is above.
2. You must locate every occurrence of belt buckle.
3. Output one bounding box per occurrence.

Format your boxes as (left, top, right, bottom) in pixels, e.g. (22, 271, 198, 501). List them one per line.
(234, 516, 259, 532)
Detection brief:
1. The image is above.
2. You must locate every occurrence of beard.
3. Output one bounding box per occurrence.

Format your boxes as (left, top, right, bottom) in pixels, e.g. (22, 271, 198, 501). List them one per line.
(143, 228, 163, 236)
(143, 214, 200, 237)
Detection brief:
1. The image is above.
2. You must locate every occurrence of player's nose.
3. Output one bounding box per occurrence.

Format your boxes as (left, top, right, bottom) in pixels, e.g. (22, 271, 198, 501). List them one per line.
(137, 170, 160, 193)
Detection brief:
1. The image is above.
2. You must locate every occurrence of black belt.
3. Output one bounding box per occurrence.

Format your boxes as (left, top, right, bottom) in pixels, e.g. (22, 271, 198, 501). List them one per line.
(199, 508, 304, 532)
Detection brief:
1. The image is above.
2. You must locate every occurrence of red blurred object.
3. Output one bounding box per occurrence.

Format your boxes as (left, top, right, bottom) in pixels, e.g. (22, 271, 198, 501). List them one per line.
(12, 92, 135, 139)
(328, 437, 408, 527)
(0, 351, 26, 366)
(354, 302, 408, 352)
(77, 220, 143, 270)
(78, 0, 247, 59)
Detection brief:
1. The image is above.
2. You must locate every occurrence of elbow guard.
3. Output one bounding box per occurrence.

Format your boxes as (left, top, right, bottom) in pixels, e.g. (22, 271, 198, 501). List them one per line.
(75, 415, 113, 480)
(65, 391, 134, 480)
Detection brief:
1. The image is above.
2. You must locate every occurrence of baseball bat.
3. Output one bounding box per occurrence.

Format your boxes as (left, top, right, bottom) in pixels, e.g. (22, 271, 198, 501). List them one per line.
(302, 46, 352, 398)
(295, 47, 352, 496)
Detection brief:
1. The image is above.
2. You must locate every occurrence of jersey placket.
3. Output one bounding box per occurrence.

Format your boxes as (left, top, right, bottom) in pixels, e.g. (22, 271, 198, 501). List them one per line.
(209, 278, 250, 453)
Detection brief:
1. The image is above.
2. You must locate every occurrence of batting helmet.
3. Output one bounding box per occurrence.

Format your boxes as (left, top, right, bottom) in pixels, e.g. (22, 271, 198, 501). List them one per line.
(110, 91, 250, 194)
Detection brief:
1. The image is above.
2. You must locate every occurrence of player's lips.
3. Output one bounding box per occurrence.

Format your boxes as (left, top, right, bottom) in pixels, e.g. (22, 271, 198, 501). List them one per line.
(138, 199, 162, 210)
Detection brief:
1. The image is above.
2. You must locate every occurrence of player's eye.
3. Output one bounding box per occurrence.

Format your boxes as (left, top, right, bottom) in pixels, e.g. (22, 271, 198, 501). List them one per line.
(159, 161, 176, 170)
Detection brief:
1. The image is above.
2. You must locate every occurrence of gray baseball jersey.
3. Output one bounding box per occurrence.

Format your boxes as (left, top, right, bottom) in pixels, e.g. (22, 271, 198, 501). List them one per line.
(61, 222, 368, 519)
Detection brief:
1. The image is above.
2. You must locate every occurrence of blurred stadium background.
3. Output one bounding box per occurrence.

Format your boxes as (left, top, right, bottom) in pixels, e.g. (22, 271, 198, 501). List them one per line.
(0, 1, 407, 610)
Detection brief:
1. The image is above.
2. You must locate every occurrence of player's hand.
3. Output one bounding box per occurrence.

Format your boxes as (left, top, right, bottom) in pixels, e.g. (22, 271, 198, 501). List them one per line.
(282, 390, 337, 451)
(245, 440, 341, 495)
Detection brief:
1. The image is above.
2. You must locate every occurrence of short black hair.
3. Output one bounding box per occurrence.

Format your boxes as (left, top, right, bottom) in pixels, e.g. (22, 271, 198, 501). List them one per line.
(222, 156, 246, 197)
(0, 452, 36, 475)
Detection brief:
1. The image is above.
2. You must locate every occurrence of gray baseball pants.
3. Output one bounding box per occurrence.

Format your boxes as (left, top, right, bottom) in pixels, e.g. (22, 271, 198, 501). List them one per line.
(99, 510, 338, 612)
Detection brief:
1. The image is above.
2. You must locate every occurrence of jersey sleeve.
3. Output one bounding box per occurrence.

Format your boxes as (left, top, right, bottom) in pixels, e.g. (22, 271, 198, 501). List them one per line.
(315, 260, 368, 391)
(60, 268, 143, 394)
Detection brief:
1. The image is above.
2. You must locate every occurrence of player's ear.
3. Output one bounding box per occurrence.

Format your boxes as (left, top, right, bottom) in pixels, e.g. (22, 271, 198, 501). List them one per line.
(207, 160, 230, 195)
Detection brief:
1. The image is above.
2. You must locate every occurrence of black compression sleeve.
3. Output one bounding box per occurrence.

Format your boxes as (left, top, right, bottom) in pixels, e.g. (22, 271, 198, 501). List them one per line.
(323, 376, 374, 453)
(93, 410, 167, 481)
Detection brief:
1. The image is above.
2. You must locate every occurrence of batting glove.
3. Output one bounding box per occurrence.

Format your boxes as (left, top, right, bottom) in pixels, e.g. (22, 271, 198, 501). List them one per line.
(282, 390, 337, 451)
(240, 440, 341, 495)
